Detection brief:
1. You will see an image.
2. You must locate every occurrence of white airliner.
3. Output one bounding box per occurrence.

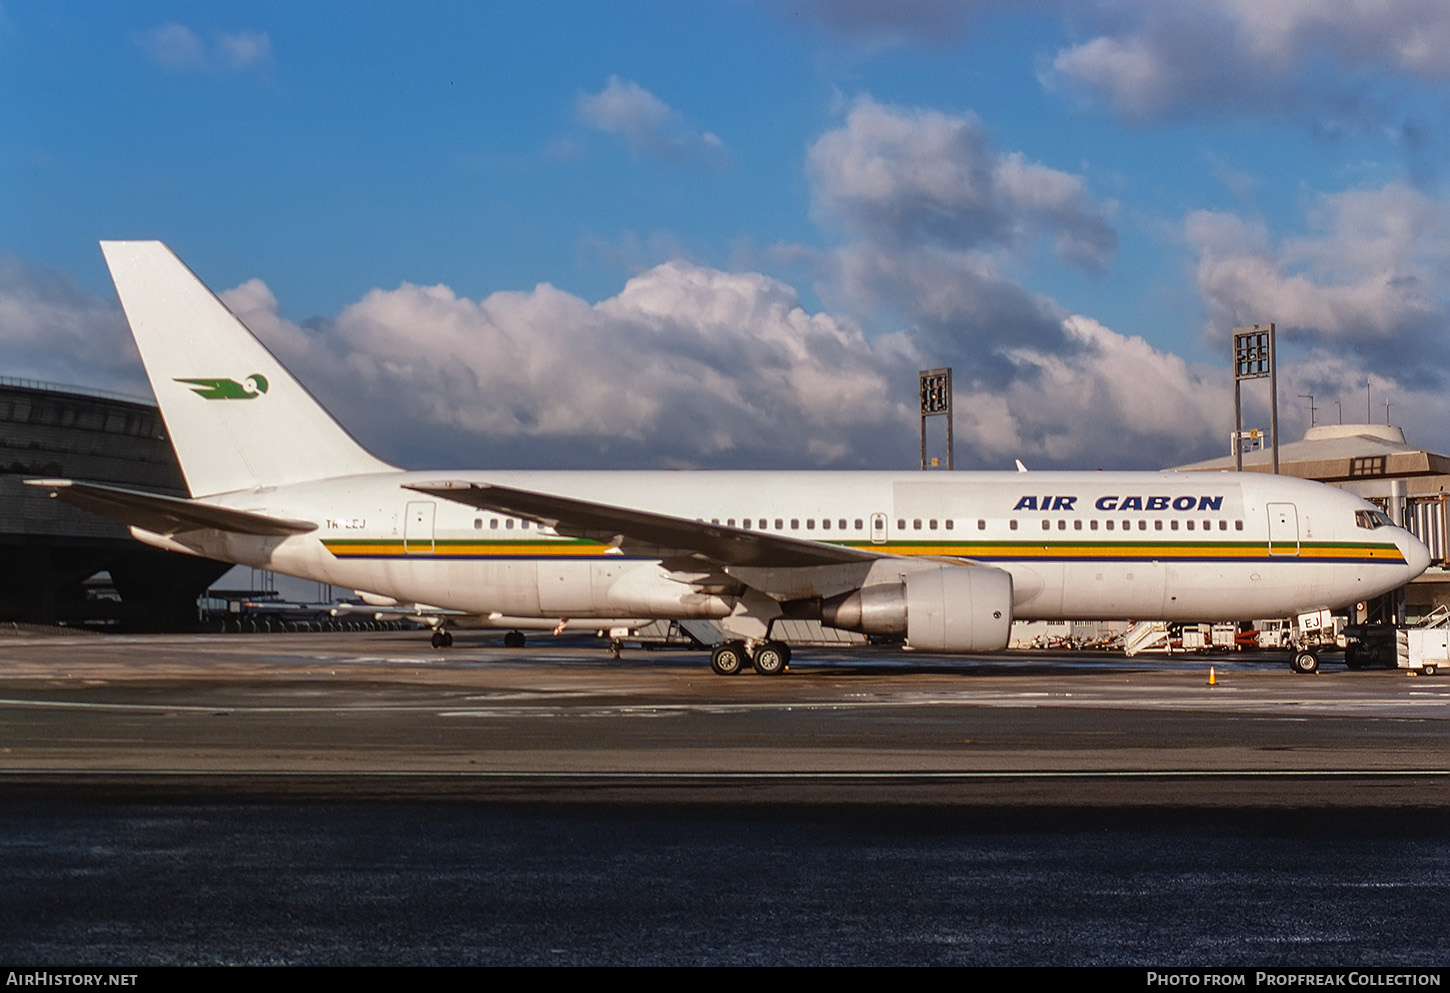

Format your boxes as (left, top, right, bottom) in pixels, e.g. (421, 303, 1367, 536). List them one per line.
(29, 241, 1432, 675)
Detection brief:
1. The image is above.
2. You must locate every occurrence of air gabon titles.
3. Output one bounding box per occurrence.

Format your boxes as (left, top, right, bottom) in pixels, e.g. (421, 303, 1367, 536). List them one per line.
(1013, 495, 1227, 512)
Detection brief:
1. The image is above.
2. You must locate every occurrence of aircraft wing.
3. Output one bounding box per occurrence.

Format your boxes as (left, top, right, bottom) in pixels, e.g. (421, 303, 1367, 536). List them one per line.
(405, 480, 883, 568)
(25, 479, 317, 536)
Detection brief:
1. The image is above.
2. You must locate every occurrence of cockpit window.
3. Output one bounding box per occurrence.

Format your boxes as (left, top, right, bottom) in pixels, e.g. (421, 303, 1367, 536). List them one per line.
(1355, 509, 1394, 529)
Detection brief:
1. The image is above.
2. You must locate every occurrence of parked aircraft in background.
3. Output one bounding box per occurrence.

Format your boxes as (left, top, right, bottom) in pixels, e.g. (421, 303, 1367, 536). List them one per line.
(29, 242, 1432, 675)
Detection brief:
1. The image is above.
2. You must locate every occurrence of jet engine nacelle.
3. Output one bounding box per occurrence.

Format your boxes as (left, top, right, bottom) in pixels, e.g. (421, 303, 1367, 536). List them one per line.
(820, 564, 1014, 653)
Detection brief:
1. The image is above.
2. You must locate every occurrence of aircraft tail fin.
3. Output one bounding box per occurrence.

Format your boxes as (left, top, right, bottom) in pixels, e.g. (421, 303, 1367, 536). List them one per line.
(100, 241, 394, 496)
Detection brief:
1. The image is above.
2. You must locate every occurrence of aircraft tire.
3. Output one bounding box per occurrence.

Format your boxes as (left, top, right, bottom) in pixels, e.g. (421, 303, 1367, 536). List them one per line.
(430, 631, 444, 649)
(504, 630, 526, 648)
(710, 642, 746, 676)
(1291, 649, 1319, 674)
(752, 642, 787, 676)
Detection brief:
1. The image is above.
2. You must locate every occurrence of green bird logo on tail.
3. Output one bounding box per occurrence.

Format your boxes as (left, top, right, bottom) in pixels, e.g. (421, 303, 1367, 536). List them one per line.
(175, 374, 270, 400)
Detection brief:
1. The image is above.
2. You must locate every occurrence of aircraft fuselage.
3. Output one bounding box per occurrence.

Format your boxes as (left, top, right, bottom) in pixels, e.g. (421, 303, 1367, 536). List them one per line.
(138, 467, 1427, 629)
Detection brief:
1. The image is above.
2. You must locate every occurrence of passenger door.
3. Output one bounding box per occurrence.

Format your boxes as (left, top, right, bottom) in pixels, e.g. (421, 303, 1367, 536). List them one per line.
(1267, 502, 1299, 556)
(404, 500, 435, 554)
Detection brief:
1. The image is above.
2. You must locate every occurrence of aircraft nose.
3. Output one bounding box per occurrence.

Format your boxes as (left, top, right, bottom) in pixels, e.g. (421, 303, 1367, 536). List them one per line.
(1400, 529, 1432, 578)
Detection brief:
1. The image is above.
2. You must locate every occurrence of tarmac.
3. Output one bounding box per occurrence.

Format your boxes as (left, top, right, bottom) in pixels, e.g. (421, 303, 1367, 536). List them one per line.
(2, 630, 1447, 808)
(5, 631, 1450, 965)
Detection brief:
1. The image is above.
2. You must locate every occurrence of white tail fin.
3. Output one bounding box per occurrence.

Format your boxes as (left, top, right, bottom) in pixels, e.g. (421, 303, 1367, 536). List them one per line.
(101, 241, 394, 496)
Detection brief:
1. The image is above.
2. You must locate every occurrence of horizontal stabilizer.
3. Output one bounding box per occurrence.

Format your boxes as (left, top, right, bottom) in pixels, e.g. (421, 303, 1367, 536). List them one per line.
(25, 479, 317, 536)
(406, 480, 881, 568)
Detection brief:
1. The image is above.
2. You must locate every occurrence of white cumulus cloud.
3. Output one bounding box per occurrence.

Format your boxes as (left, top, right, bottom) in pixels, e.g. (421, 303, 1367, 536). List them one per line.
(1186, 183, 1450, 384)
(578, 76, 725, 163)
(0, 257, 145, 396)
(135, 23, 271, 73)
(1046, 0, 1450, 122)
(808, 97, 1116, 268)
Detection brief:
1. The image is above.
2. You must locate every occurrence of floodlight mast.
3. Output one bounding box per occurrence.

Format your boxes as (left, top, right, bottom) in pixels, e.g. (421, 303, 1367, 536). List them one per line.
(918, 368, 953, 470)
(1232, 324, 1279, 474)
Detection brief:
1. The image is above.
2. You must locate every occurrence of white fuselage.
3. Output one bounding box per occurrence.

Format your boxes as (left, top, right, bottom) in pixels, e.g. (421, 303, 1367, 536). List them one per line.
(137, 468, 1429, 627)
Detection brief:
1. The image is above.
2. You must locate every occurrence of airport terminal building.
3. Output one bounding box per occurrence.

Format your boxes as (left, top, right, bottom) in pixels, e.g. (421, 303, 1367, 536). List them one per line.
(0, 378, 229, 629)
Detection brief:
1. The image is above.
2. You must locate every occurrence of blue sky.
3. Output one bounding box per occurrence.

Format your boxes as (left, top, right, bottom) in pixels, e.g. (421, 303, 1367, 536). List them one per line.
(6, 1, 1450, 472)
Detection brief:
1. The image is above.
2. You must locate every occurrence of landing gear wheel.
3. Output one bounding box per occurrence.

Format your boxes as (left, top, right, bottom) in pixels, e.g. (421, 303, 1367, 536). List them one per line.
(752, 642, 787, 676)
(430, 630, 444, 649)
(710, 641, 746, 676)
(1345, 645, 1363, 670)
(503, 630, 526, 649)
(1291, 649, 1319, 674)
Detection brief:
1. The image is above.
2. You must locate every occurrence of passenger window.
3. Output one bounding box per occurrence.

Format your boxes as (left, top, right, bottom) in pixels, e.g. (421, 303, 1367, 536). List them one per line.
(1138, 521, 1147, 531)
(978, 519, 986, 530)
(1058, 520, 1067, 530)
(506, 519, 514, 530)
(1186, 520, 1194, 531)
(1155, 520, 1163, 531)
(474, 518, 482, 530)
(790, 519, 799, 530)
(897, 519, 905, 530)
(1074, 520, 1083, 530)
(1105, 520, 1114, 531)
(821, 519, 830, 530)
(1090, 520, 1098, 531)
(1009, 520, 1019, 531)
(806, 519, 815, 530)
(1170, 520, 1179, 531)
(1042, 520, 1051, 531)
(928, 519, 937, 530)
(1235, 520, 1244, 531)
(775, 519, 783, 530)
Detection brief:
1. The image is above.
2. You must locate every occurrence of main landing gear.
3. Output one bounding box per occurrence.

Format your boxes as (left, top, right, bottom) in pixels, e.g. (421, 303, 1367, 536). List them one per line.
(709, 640, 791, 676)
(429, 628, 527, 649)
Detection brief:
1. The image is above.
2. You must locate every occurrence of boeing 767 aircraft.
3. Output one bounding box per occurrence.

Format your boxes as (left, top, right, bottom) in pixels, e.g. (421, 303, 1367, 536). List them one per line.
(29, 242, 1432, 675)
